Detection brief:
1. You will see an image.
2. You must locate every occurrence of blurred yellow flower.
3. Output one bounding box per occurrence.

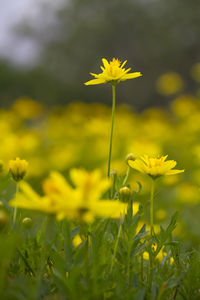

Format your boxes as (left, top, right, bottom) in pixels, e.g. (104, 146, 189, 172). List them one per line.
(9, 181, 59, 214)
(84, 58, 142, 85)
(128, 155, 184, 179)
(155, 209, 167, 221)
(171, 95, 199, 118)
(175, 182, 200, 205)
(72, 234, 83, 247)
(143, 246, 173, 264)
(9, 157, 28, 182)
(156, 72, 183, 95)
(10, 169, 127, 222)
(191, 62, 200, 83)
(12, 97, 43, 119)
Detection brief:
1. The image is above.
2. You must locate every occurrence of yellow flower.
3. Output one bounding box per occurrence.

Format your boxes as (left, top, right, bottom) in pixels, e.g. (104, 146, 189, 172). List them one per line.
(156, 72, 183, 95)
(128, 155, 184, 179)
(9, 181, 63, 214)
(84, 58, 142, 85)
(9, 157, 28, 181)
(72, 234, 83, 247)
(191, 62, 200, 83)
(10, 169, 127, 222)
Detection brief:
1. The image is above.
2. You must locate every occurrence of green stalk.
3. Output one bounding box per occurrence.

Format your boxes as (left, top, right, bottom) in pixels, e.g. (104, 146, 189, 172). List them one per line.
(107, 84, 116, 177)
(13, 184, 18, 224)
(150, 179, 155, 237)
(149, 178, 155, 295)
(110, 216, 122, 273)
(141, 252, 144, 284)
(148, 252, 154, 295)
(123, 166, 130, 186)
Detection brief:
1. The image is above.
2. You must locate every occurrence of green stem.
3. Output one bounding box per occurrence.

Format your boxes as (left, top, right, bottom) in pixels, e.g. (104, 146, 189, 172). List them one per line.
(107, 84, 116, 177)
(149, 178, 155, 296)
(127, 246, 131, 285)
(148, 252, 154, 295)
(123, 166, 130, 186)
(13, 184, 18, 224)
(110, 216, 122, 273)
(17, 248, 35, 276)
(150, 179, 155, 237)
(141, 252, 144, 284)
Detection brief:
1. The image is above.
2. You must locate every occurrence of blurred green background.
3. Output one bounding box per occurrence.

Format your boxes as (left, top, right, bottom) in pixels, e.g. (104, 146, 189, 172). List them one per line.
(1, 0, 200, 109)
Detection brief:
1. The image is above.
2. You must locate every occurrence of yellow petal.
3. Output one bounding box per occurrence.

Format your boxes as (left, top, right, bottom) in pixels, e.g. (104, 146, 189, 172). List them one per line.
(84, 78, 106, 85)
(165, 169, 184, 175)
(102, 58, 109, 68)
(121, 72, 142, 81)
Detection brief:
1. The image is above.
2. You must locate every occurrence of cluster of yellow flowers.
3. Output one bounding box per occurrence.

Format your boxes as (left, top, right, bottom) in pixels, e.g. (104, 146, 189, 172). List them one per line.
(2, 58, 200, 236)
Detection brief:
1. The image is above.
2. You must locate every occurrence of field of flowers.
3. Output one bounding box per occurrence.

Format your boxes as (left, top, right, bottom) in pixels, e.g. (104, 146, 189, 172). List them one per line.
(1, 59, 200, 299)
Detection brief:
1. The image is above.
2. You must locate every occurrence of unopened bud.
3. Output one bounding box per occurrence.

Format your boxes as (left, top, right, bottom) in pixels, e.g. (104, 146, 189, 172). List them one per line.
(0, 210, 8, 229)
(119, 186, 131, 202)
(125, 153, 135, 165)
(9, 157, 28, 182)
(0, 161, 4, 173)
(22, 217, 32, 228)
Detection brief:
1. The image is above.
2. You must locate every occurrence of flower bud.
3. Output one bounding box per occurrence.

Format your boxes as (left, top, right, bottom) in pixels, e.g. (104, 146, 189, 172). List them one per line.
(0, 160, 4, 173)
(125, 153, 135, 165)
(9, 157, 28, 182)
(119, 186, 131, 202)
(22, 217, 32, 228)
(0, 210, 8, 229)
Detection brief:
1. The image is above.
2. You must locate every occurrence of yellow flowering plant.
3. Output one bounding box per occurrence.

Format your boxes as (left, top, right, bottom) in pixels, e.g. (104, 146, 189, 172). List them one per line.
(84, 58, 142, 86)
(128, 155, 184, 179)
(9, 157, 28, 182)
(85, 58, 142, 177)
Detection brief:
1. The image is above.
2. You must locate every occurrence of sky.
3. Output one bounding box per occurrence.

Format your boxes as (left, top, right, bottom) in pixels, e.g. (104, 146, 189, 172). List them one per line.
(0, 0, 63, 66)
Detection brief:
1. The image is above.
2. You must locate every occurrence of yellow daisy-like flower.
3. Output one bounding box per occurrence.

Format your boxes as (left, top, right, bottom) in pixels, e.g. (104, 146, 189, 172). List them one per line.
(84, 58, 142, 86)
(9, 157, 28, 182)
(128, 155, 184, 179)
(10, 169, 127, 222)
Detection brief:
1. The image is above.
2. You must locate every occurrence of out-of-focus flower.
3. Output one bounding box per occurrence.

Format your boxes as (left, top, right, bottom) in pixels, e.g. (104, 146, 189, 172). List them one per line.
(191, 63, 200, 82)
(12, 97, 43, 119)
(9, 181, 61, 214)
(156, 209, 167, 221)
(136, 222, 160, 235)
(175, 182, 200, 205)
(171, 95, 199, 118)
(128, 155, 184, 179)
(156, 72, 183, 95)
(127, 140, 162, 158)
(10, 169, 127, 222)
(143, 245, 174, 264)
(84, 58, 142, 85)
(72, 234, 83, 247)
(9, 157, 28, 182)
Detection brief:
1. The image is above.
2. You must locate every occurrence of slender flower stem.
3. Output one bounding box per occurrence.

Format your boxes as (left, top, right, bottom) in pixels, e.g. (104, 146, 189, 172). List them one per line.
(150, 178, 155, 237)
(123, 166, 130, 186)
(107, 84, 116, 177)
(140, 252, 144, 284)
(110, 216, 122, 273)
(149, 178, 155, 296)
(148, 252, 154, 295)
(13, 184, 18, 224)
